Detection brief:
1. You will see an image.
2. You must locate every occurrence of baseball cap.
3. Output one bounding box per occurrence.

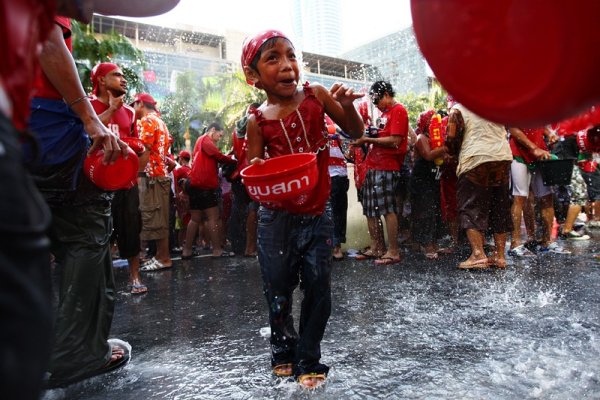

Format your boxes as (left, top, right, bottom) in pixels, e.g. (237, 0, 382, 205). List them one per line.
(178, 150, 191, 160)
(130, 93, 157, 107)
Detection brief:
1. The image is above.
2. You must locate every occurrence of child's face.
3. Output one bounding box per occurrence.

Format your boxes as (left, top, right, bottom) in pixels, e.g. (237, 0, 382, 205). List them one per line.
(253, 38, 299, 97)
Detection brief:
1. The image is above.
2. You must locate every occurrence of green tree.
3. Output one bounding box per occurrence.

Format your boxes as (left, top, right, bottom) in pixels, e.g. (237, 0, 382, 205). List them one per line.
(71, 20, 146, 96)
(160, 71, 204, 151)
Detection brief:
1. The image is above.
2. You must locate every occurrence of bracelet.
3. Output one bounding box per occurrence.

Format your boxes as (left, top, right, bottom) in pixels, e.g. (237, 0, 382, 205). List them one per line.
(67, 95, 91, 108)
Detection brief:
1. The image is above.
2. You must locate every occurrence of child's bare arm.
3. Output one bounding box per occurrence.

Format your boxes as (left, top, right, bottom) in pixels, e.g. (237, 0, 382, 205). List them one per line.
(246, 115, 265, 165)
(313, 84, 364, 139)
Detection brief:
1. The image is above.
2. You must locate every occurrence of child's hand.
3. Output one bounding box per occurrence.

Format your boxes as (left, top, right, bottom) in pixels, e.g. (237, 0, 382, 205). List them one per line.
(250, 157, 265, 165)
(329, 83, 364, 107)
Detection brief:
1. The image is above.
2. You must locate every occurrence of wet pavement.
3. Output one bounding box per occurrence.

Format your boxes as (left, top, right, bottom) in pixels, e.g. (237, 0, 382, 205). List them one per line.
(43, 235, 600, 399)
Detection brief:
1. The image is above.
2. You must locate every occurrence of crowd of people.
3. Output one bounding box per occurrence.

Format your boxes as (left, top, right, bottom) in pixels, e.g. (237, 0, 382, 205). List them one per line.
(2, 7, 599, 396)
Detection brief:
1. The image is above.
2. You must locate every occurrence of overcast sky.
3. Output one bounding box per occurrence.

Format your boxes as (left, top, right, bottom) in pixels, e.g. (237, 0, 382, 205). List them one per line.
(123, 0, 413, 53)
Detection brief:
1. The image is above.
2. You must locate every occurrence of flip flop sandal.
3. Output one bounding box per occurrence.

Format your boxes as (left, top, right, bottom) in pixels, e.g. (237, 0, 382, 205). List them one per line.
(140, 258, 172, 271)
(373, 256, 401, 265)
(272, 363, 293, 377)
(457, 258, 490, 270)
(45, 339, 131, 389)
(130, 283, 148, 294)
(211, 251, 235, 258)
(297, 372, 327, 389)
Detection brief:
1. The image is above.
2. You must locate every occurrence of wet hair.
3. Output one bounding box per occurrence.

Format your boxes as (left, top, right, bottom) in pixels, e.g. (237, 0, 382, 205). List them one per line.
(206, 122, 223, 132)
(248, 37, 295, 72)
(369, 80, 395, 98)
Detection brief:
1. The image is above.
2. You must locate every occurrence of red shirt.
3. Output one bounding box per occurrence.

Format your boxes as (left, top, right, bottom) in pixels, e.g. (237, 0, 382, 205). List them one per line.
(366, 103, 408, 171)
(1, 0, 56, 129)
(189, 134, 235, 189)
(231, 129, 249, 180)
(32, 17, 71, 101)
(90, 98, 135, 139)
(173, 164, 191, 188)
(509, 127, 548, 164)
(252, 84, 330, 215)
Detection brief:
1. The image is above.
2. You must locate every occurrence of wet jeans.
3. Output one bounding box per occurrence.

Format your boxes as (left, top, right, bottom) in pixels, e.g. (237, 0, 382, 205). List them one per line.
(257, 206, 333, 373)
(48, 202, 115, 381)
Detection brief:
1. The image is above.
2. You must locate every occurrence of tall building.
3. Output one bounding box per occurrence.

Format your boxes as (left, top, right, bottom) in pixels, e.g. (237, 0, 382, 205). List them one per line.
(292, 0, 342, 57)
(342, 27, 430, 95)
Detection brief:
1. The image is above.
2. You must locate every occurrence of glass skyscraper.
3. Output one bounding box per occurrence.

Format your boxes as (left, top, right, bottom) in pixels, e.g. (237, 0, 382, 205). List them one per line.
(292, 0, 342, 57)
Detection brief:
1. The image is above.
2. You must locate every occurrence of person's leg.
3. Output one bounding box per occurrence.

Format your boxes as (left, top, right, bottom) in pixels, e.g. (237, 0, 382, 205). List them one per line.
(510, 195, 527, 248)
(522, 192, 537, 242)
(295, 210, 333, 382)
(510, 160, 533, 249)
(366, 216, 384, 257)
(465, 228, 487, 261)
(381, 212, 400, 259)
(183, 210, 202, 257)
(538, 194, 555, 247)
(456, 172, 491, 268)
(245, 204, 258, 256)
(257, 208, 299, 369)
(329, 176, 349, 259)
(562, 204, 583, 233)
(0, 122, 52, 400)
(205, 205, 225, 256)
(48, 202, 116, 381)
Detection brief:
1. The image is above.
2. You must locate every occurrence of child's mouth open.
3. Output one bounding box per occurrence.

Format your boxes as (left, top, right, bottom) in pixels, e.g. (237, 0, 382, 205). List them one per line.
(279, 78, 296, 87)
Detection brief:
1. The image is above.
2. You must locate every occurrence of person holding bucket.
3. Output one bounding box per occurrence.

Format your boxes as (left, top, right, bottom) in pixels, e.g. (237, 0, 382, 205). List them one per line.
(508, 127, 571, 257)
(241, 30, 365, 388)
(90, 62, 148, 294)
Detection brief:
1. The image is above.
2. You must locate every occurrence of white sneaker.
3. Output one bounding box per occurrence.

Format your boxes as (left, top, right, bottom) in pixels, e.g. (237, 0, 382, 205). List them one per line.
(508, 244, 536, 257)
(565, 230, 591, 241)
(540, 242, 571, 254)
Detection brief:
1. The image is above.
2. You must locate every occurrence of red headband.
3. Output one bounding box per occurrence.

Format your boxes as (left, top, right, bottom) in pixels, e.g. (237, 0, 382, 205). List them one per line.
(241, 30, 290, 85)
(91, 62, 119, 95)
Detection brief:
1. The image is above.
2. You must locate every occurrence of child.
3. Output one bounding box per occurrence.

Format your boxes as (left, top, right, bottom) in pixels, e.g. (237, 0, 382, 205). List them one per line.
(242, 30, 364, 388)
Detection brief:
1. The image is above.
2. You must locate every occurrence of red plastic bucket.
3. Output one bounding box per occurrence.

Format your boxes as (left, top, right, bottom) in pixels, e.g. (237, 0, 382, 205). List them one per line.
(240, 153, 318, 202)
(121, 137, 145, 155)
(411, 0, 600, 127)
(84, 147, 139, 190)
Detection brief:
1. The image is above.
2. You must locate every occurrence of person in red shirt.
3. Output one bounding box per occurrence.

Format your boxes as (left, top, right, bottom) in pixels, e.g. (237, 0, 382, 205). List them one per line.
(173, 149, 192, 249)
(183, 122, 236, 258)
(508, 127, 569, 255)
(242, 30, 364, 388)
(353, 80, 409, 265)
(8, 0, 180, 393)
(228, 103, 260, 257)
(90, 62, 148, 294)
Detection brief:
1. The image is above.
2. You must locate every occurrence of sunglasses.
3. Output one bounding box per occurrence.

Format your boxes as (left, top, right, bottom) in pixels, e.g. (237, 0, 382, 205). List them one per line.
(370, 94, 381, 105)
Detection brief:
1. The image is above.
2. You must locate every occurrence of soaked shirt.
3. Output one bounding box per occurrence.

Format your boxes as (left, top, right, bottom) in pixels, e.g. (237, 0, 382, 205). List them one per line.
(138, 112, 170, 178)
(366, 103, 408, 171)
(253, 84, 330, 215)
(90, 98, 135, 139)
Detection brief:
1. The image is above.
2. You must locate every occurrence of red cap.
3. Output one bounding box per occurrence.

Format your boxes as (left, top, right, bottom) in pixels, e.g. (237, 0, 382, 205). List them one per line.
(91, 62, 119, 95)
(241, 30, 290, 85)
(178, 150, 191, 160)
(131, 93, 157, 106)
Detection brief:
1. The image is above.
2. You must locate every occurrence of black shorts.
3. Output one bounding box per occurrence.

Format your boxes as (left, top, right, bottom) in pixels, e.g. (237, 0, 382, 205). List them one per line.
(188, 187, 220, 210)
(580, 168, 600, 201)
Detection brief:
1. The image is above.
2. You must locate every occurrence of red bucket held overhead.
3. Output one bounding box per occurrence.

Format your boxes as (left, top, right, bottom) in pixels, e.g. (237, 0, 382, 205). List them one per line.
(84, 147, 139, 191)
(240, 153, 318, 203)
(411, 0, 600, 127)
